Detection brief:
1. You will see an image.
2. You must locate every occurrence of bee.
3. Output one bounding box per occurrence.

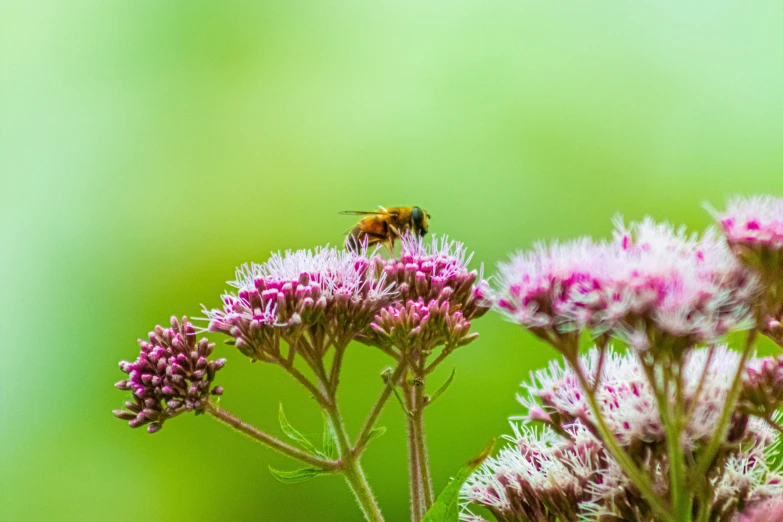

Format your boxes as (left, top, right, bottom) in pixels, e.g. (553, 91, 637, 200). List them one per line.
(341, 206, 430, 250)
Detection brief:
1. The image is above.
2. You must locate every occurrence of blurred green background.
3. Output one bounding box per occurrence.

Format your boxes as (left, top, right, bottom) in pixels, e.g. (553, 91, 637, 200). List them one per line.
(3, 1, 783, 520)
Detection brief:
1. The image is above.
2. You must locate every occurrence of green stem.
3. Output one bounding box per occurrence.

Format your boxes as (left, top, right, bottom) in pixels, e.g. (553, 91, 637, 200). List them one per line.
(276, 357, 331, 408)
(570, 357, 674, 522)
(696, 328, 756, 476)
(205, 402, 338, 470)
(413, 379, 434, 508)
(404, 381, 423, 522)
(325, 405, 385, 522)
(329, 340, 348, 395)
(685, 344, 716, 420)
(661, 364, 688, 521)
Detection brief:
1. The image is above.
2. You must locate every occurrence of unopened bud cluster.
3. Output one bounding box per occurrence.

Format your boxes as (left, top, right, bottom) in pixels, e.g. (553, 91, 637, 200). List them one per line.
(359, 235, 490, 363)
(378, 235, 490, 321)
(114, 317, 225, 433)
(368, 298, 477, 353)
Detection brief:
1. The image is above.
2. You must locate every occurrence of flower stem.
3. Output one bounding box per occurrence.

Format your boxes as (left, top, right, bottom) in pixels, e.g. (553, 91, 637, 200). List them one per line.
(325, 404, 385, 522)
(696, 328, 756, 476)
(685, 344, 716, 420)
(404, 381, 424, 522)
(205, 402, 338, 470)
(569, 356, 675, 522)
(660, 363, 689, 522)
(413, 380, 434, 508)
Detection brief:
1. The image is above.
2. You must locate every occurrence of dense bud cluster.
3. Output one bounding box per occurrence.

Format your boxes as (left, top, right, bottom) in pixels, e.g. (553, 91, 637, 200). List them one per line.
(717, 195, 783, 278)
(367, 298, 477, 353)
(378, 235, 490, 321)
(114, 317, 225, 433)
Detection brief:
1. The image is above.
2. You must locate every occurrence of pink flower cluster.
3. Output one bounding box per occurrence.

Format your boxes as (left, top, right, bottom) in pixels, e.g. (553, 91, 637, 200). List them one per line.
(738, 499, 783, 522)
(203, 245, 396, 358)
(379, 235, 490, 322)
(717, 195, 783, 254)
(114, 317, 225, 433)
(358, 235, 490, 360)
(741, 355, 783, 420)
(520, 346, 771, 451)
(497, 218, 757, 349)
(461, 347, 783, 522)
(367, 298, 477, 353)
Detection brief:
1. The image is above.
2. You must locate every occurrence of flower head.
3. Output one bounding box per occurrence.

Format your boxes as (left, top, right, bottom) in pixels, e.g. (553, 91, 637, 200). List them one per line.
(379, 234, 490, 321)
(460, 423, 648, 522)
(714, 196, 783, 271)
(520, 346, 768, 452)
(496, 218, 756, 350)
(741, 355, 783, 419)
(611, 218, 756, 346)
(463, 349, 783, 522)
(366, 297, 477, 353)
(360, 235, 489, 367)
(203, 245, 395, 359)
(114, 317, 225, 433)
(738, 498, 783, 522)
(496, 237, 612, 335)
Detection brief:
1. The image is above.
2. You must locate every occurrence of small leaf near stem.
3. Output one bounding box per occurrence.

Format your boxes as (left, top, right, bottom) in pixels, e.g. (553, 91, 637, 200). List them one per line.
(278, 403, 320, 456)
(205, 402, 338, 471)
(427, 368, 456, 407)
(322, 411, 338, 460)
(269, 466, 332, 484)
(366, 427, 387, 443)
(422, 439, 495, 522)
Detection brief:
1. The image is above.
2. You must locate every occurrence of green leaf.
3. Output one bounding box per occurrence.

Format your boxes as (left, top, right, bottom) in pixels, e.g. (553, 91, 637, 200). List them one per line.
(422, 439, 495, 522)
(321, 411, 338, 460)
(278, 403, 319, 455)
(366, 426, 387, 444)
(268, 466, 329, 484)
(428, 367, 456, 406)
(391, 383, 413, 417)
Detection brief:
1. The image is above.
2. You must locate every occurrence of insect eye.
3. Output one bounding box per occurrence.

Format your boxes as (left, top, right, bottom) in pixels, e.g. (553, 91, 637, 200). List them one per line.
(411, 207, 424, 228)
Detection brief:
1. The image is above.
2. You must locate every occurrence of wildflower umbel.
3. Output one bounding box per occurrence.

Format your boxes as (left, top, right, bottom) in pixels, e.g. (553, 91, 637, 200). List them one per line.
(377, 234, 490, 321)
(461, 348, 783, 522)
(496, 218, 756, 352)
(114, 316, 225, 433)
(360, 235, 490, 356)
(715, 195, 783, 340)
(357, 235, 491, 521)
(715, 195, 783, 275)
(204, 245, 396, 360)
(740, 355, 783, 423)
(519, 346, 766, 452)
(367, 297, 477, 352)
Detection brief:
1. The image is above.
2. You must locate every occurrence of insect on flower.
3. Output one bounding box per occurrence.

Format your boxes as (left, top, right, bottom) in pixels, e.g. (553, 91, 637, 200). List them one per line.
(342, 206, 430, 250)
